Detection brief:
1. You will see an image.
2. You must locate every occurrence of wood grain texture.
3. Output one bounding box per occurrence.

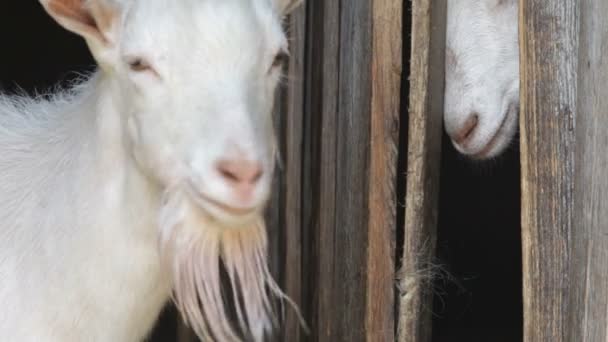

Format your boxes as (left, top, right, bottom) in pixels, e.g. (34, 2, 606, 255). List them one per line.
(519, 1, 579, 341)
(330, 0, 374, 339)
(569, 1, 608, 341)
(302, 1, 340, 340)
(397, 0, 446, 341)
(277, 4, 306, 342)
(303, 0, 401, 340)
(367, 0, 402, 340)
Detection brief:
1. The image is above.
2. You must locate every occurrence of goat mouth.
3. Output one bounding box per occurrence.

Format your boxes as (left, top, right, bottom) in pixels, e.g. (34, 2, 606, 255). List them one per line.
(472, 104, 516, 159)
(199, 194, 257, 217)
(185, 186, 258, 221)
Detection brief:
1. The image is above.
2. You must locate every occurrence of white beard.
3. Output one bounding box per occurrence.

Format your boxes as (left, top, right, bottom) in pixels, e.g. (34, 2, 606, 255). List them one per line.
(157, 189, 289, 341)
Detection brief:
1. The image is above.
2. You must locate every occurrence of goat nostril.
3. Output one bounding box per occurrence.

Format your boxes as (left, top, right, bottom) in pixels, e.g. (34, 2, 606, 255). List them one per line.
(216, 159, 264, 186)
(454, 113, 479, 145)
(219, 168, 240, 183)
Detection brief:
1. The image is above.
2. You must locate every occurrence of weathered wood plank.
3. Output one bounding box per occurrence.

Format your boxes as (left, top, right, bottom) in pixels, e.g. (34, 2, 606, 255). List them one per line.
(366, 0, 402, 340)
(277, 5, 307, 342)
(265, 68, 284, 342)
(519, 1, 579, 341)
(330, 0, 374, 340)
(569, 1, 608, 341)
(303, 0, 401, 340)
(397, 0, 446, 341)
(302, 1, 340, 340)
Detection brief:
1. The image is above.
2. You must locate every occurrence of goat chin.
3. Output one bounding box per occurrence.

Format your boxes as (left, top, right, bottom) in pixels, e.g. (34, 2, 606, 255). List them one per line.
(157, 188, 285, 342)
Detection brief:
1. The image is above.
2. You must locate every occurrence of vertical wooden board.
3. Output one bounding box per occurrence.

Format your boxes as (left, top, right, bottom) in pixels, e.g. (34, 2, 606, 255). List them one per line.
(397, 0, 446, 341)
(264, 35, 287, 342)
(570, 1, 608, 340)
(266, 83, 285, 312)
(278, 5, 307, 342)
(331, 0, 373, 340)
(304, 0, 401, 340)
(366, 0, 402, 341)
(302, 0, 340, 340)
(519, 0, 579, 341)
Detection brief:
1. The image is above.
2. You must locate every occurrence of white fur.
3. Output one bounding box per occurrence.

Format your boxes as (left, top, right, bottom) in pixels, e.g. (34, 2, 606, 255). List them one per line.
(0, 0, 299, 340)
(445, 0, 519, 158)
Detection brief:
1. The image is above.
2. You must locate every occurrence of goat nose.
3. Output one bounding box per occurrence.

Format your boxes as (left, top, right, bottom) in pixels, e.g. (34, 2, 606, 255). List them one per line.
(452, 113, 479, 146)
(216, 158, 264, 198)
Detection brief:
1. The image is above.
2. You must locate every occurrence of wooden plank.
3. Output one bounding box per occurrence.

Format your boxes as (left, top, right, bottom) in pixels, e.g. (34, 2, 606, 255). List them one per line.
(301, 0, 340, 340)
(265, 70, 284, 342)
(396, 0, 446, 341)
(302, 0, 401, 340)
(277, 5, 307, 342)
(569, 1, 608, 340)
(519, 1, 579, 341)
(266, 87, 284, 296)
(366, 0, 402, 341)
(330, 0, 374, 339)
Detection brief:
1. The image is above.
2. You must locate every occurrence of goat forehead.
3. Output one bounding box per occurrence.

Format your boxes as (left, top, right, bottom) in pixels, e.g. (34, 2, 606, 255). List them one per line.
(123, 0, 282, 59)
(125, 0, 274, 23)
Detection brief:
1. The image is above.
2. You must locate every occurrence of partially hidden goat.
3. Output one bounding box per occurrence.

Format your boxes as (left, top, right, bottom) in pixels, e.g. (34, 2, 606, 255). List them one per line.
(445, 0, 519, 158)
(0, 0, 302, 341)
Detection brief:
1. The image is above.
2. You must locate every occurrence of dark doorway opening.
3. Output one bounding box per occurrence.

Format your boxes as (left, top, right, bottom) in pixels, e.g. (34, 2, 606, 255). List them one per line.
(432, 135, 523, 342)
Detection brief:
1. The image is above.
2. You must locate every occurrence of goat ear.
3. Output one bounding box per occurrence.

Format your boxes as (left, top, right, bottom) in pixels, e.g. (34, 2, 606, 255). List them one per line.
(274, 0, 303, 16)
(40, 0, 120, 45)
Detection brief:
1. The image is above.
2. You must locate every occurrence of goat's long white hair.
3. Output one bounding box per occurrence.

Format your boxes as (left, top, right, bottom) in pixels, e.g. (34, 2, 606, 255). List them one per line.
(158, 187, 290, 341)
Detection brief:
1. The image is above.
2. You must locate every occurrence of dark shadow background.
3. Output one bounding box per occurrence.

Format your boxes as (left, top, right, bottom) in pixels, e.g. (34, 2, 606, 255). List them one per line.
(1, 2, 522, 342)
(0, 2, 96, 93)
(431, 138, 522, 342)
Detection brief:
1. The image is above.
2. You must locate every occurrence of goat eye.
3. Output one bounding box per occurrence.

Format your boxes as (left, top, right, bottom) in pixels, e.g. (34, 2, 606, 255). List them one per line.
(128, 58, 151, 72)
(271, 51, 289, 69)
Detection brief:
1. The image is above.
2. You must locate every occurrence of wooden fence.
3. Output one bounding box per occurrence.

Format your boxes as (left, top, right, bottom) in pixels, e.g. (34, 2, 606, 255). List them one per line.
(260, 0, 608, 340)
(262, 0, 403, 340)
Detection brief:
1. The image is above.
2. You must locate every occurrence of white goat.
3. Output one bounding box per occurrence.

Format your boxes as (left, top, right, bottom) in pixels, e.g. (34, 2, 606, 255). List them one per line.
(444, 0, 519, 158)
(0, 0, 302, 341)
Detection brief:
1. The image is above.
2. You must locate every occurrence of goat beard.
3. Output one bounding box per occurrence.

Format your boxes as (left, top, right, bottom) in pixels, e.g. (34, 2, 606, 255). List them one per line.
(157, 189, 287, 342)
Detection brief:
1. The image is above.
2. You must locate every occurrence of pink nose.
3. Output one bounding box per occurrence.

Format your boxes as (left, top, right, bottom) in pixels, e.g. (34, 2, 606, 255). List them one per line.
(216, 158, 264, 200)
(452, 113, 479, 146)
